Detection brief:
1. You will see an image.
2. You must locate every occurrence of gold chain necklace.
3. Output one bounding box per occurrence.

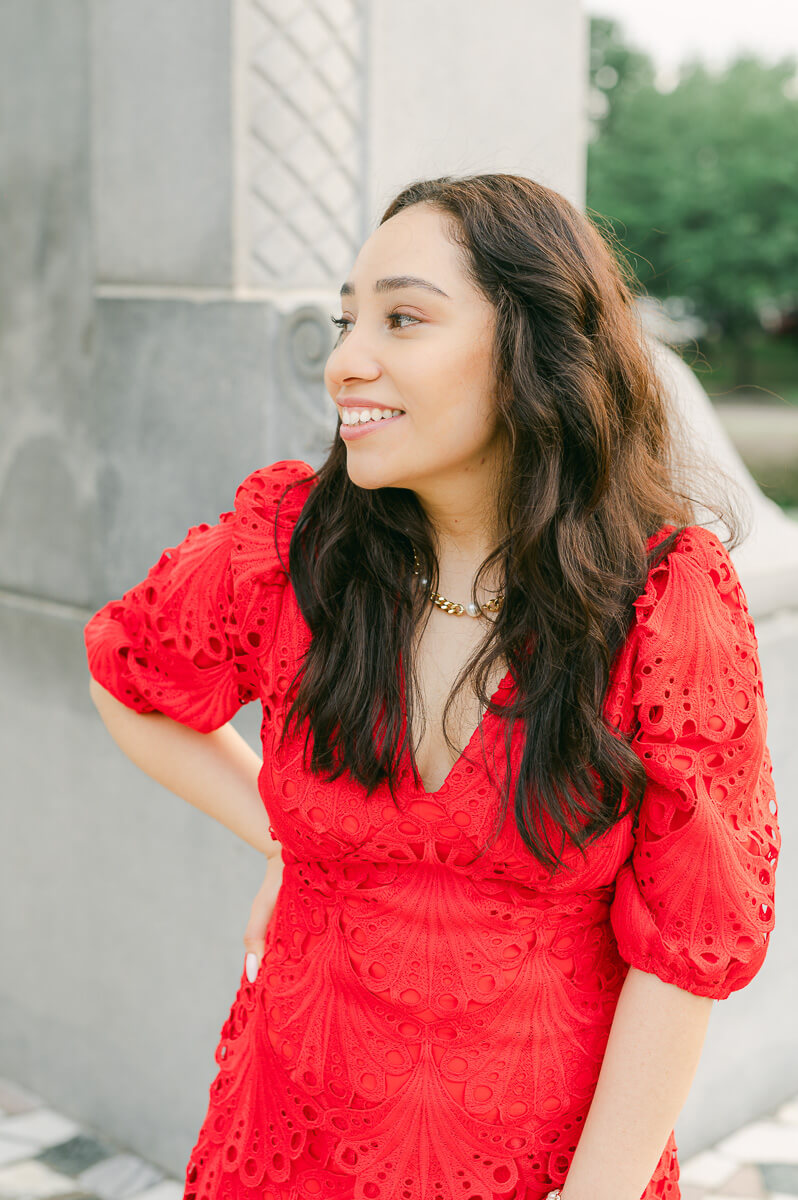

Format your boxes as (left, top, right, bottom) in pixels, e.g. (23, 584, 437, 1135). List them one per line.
(411, 546, 505, 618)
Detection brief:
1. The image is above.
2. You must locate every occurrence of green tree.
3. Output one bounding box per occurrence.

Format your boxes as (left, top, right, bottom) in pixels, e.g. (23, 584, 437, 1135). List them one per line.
(587, 19, 798, 386)
(588, 16, 656, 136)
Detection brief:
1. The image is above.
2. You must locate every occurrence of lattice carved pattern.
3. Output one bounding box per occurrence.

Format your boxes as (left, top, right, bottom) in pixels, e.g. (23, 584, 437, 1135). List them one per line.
(244, 0, 366, 287)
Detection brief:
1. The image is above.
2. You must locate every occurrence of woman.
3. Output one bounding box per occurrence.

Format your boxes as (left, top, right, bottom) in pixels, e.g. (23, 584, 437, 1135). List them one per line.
(84, 174, 780, 1200)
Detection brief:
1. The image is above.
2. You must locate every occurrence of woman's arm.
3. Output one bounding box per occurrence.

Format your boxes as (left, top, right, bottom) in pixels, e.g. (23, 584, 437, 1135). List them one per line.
(560, 966, 714, 1200)
(89, 679, 282, 858)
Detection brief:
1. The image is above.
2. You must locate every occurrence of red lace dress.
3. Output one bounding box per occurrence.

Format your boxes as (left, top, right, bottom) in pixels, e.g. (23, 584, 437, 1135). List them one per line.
(83, 459, 780, 1200)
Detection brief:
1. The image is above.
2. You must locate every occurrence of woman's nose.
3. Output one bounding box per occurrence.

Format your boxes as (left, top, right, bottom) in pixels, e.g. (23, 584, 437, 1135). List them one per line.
(328, 328, 382, 385)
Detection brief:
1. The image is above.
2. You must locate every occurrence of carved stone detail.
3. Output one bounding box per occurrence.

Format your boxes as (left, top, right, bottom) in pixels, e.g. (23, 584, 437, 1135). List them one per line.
(241, 0, 366, 287)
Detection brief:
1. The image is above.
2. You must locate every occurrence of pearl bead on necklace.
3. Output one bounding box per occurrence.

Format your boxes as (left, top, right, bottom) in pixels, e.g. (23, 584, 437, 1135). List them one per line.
(410, 546, 505, 619)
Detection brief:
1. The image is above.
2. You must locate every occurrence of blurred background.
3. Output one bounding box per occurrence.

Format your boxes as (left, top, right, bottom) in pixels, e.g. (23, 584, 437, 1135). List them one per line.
(585, 0, 798, 517)
(1, 2, 796, 1197)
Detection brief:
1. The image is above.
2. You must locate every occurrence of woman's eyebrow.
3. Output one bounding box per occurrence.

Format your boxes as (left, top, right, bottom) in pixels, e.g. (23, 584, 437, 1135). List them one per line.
(339, 275, 451, 299)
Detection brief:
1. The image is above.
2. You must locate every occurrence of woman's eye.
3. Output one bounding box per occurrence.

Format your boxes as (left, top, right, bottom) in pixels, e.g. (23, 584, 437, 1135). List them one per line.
(328, 312, 419, 338)
(387, 312, 419, 330)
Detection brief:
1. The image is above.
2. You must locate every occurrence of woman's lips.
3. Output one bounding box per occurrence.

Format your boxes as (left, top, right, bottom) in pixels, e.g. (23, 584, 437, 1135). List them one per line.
(339, 412, 406, 441)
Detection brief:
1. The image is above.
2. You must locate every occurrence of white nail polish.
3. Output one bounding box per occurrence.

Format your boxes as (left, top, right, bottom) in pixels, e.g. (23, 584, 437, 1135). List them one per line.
(245, 952, 258, 982)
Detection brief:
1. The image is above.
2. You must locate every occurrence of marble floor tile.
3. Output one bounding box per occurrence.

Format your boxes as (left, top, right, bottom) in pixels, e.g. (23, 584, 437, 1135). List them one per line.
(36, 1137, 116, 1179)
(678, 1184, 711, 1200)
(0, 1138, 38, 1169)
(679, 1148, 741, 1187)
(777, 1101, 798, 1127)
(716, 1123, 798, 1166)
(42, 1195, 102, 1200)
(0, 1112, 82, 1153)
(47, 1195, 102, 1200)
(759, 1162, 798, 1194)
(0, 1158, 77, 1198)
(126, 1183, 183, 1200)
(77, 1155, 163, 1200)
(0, 1083, 43, 1120)
(720, 1162, 768, 1196)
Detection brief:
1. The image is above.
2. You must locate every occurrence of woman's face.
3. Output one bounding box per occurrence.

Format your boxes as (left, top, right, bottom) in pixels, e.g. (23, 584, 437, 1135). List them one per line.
(324, 204, 507, 501)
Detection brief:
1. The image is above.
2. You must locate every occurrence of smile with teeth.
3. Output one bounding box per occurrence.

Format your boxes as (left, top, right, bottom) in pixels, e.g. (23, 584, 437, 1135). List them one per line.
(339, 407, 405, 425)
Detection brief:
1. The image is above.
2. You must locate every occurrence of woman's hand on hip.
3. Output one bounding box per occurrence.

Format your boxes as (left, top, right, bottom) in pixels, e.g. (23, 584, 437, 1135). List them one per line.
(244, 854, 284, 982)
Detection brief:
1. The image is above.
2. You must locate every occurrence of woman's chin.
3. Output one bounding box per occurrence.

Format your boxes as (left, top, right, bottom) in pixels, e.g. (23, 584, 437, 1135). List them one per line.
(344, 459, 408, 490)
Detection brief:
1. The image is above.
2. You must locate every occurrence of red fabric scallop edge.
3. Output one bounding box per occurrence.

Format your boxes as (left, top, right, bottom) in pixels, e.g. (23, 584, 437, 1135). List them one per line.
(230, 459, 319, 669)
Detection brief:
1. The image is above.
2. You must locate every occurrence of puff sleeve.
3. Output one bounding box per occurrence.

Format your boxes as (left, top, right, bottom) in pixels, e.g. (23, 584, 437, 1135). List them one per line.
(608, 525, 780, 1000)
(83, 459, 315, 733)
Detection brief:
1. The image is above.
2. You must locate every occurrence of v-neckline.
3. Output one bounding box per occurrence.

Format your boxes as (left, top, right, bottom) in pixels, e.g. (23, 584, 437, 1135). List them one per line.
(394, 525, 674, 799)
(398, 657, 515, 799)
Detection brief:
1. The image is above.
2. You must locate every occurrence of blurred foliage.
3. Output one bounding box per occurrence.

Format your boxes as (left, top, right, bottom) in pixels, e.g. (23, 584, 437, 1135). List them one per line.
(586, 17, 798, 385)
(736, 454, 798, 509)
(688, 329, 798, 405)
(752, 465, 798, 509)
(587, 17, 656, 135)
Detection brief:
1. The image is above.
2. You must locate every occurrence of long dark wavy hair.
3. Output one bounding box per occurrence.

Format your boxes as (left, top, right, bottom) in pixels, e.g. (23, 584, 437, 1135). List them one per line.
(273, 173, 747, 872)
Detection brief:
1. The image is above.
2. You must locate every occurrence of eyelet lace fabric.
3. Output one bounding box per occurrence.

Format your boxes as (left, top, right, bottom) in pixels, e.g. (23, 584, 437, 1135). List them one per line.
(84, 460, 780, 1200)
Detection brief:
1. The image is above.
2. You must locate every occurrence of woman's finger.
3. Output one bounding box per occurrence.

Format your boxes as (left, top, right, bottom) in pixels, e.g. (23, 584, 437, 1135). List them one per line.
(243, 857, 283, 981)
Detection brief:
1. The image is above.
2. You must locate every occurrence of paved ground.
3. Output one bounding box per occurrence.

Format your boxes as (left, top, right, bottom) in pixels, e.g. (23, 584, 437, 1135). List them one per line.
(714, 401, 798, 466)
(1, 1076, 798, 1199)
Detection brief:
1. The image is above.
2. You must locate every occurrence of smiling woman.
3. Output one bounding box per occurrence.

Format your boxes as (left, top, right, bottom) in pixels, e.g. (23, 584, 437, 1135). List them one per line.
(323, 209, 505, 514)
(84, 173, 779, 1200)
(336, 399, 407, 439)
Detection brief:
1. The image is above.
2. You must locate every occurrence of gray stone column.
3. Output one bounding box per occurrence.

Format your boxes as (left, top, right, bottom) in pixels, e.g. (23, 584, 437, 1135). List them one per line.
(0, 0, 590, 1171)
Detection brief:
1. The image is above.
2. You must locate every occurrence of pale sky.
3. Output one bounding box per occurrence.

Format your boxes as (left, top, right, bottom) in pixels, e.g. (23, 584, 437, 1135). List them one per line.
(585, 0, 798, 87)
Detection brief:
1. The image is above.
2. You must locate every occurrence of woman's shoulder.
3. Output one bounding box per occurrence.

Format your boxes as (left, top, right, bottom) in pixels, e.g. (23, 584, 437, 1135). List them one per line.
(230, 458, 317, 598)
(606, 521, 756, 705)
(233, 459, 317, 518)
(233, 458, 317, 548)
(225, 459, 318, 656)
(645, 520, 732, 564)
(639, 521, 750, 629)
(629, 522, 760, 716)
